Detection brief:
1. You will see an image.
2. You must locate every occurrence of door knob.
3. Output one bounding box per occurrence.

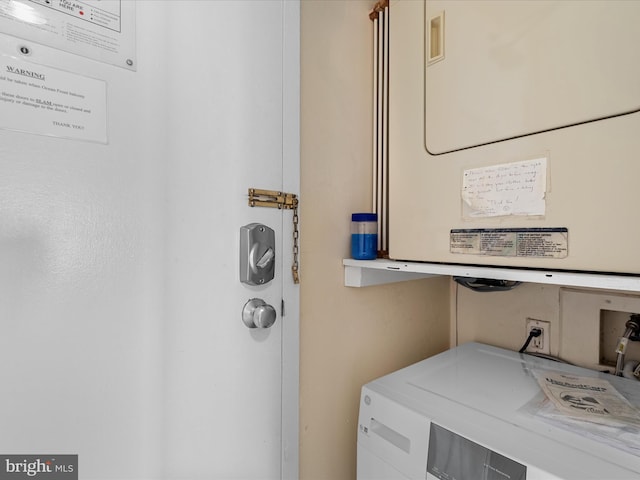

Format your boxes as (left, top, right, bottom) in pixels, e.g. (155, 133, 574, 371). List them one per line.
(242, 298, 277, 329)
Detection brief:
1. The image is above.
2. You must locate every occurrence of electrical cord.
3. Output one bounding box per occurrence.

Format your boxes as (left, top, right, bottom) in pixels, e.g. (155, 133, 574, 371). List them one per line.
(519, 327, 542, 353)
(526, 352, 572, 364)
(517, 330, 571, 364)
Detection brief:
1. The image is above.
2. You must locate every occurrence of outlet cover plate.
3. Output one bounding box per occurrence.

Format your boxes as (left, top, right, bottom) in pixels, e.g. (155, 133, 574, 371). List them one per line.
(526, 318, 550, 354)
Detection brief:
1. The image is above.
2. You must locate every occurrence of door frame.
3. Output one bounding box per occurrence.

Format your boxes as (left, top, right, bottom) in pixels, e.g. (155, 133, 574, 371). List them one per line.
(281, 1, 300, 479)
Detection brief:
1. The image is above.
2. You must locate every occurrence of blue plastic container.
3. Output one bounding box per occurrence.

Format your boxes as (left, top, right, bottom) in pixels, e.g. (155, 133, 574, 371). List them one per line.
(351, 213, 378, 260)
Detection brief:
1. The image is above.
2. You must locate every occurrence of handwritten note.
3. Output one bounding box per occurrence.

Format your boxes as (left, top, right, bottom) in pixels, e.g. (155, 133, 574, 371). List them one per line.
(461, 158, 547, 218)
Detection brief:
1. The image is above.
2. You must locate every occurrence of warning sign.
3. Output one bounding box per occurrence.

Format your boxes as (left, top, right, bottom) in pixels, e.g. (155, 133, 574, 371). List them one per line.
(450, 228, 568, 258)
(0, 53, 107, 142)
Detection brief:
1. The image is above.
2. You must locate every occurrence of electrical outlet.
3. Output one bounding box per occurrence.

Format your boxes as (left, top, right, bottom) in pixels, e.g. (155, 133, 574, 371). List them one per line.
(525, 318, 551, 354)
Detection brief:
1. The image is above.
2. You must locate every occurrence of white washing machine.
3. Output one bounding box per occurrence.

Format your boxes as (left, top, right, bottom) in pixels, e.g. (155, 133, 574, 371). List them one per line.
(357, 342, 640, 479)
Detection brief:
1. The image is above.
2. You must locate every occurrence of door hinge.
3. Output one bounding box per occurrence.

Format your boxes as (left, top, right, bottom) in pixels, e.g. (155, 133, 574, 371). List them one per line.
(248, 188, 300, 284)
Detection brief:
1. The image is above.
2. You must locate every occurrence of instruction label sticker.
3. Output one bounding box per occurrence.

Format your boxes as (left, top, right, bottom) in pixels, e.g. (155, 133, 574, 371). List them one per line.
(450, 228, 568, 258)
(0, 54, 107, 142)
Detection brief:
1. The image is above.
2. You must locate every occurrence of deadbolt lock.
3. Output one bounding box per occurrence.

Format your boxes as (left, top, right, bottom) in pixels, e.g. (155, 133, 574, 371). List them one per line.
(240, 223, 276, 285)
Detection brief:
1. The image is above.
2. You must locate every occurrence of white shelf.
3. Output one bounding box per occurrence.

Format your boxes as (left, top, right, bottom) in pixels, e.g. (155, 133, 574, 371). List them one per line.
(343, 258, 640, 292)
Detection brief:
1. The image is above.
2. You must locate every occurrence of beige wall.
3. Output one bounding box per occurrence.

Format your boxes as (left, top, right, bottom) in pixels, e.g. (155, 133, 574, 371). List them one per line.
(300, 2, 640, 479)
(300, 1, 451, 479)
(455, 283, 640, 372)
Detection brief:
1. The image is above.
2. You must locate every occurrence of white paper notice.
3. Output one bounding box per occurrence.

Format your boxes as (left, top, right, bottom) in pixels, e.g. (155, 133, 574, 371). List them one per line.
(462, 158, 547, 218)
(0, 54, 107, 142)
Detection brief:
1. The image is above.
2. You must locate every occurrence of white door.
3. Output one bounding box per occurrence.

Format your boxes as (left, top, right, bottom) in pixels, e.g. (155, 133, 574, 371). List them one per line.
(0, 1, 298, 478)
(162, 1, 299, 478)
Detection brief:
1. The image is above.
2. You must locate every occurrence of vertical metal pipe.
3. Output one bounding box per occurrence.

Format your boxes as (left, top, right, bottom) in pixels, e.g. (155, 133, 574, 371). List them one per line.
(376, 13, 384, 253)
(382, 6, 390, 256)
(371, 2, 390, 257)
(372, 14, 379, 225)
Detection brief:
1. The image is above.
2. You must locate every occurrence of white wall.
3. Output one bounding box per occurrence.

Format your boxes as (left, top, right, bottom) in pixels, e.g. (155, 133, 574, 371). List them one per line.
(0, 3, 167, 477)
